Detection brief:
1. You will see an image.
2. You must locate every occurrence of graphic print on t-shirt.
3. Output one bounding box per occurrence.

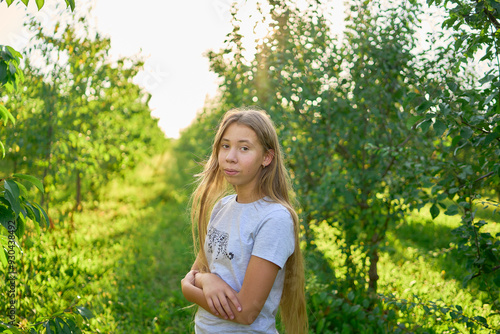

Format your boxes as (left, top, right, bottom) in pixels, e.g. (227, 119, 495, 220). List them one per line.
(207, 226, 234, 260)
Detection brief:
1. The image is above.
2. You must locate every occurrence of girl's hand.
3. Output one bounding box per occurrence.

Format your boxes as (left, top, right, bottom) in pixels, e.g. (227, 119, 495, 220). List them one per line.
(196, 272, 242, 320)
(181, 270, 198, 287)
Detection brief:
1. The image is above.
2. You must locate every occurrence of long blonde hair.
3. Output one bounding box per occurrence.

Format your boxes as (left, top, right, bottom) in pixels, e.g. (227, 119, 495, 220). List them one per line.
(190, 107, 308, 333)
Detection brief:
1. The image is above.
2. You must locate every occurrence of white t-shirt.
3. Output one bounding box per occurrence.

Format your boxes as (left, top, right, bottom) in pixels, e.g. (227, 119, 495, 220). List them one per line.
(195, 194, 295, 334)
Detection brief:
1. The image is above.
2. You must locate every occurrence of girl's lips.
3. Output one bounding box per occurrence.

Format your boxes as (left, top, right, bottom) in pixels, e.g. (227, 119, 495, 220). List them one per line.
(224, 169, 239, 176)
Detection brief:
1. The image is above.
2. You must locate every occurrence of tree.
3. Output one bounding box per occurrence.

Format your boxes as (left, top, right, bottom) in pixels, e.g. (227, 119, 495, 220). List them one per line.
(3, 14, 166, 213)
(194, 0, 500, 330)
(406, 0, 500, 325)
(1, 3, 166, 330)
(207, 0, 432, 293)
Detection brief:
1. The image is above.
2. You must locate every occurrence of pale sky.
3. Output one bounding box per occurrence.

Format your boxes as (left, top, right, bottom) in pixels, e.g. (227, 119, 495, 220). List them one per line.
(0, 1, 461, 138)
(0, 0, 252, 138)
(0, 0, 349, 138)
(2, 1, 455, 140)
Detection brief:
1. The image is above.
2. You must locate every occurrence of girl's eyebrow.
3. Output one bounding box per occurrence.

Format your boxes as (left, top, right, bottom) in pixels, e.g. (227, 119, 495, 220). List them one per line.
(221, 138, 253, 145)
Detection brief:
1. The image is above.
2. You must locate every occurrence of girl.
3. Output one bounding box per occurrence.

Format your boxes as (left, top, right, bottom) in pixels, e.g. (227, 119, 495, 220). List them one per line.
(181, 108, 308, 334)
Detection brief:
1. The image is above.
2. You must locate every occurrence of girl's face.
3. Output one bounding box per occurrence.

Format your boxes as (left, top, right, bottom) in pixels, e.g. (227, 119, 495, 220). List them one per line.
(218, 122, 273, 202)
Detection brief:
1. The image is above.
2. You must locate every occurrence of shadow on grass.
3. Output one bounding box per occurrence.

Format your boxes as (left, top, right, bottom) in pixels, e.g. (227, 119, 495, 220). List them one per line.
(384, 215, 498, 300)
(106, 191, 197, 333)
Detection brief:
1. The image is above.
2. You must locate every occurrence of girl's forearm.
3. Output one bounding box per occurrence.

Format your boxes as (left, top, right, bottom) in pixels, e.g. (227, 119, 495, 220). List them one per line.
(181, 278, 213, 313)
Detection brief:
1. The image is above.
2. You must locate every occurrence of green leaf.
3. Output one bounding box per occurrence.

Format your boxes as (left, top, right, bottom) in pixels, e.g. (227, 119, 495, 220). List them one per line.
(4, 180, 21, 219)
(13, 174, 45, 193)
(462, 274, 473, 288)
(55, 317, 73, 334)
(35, 0, 44, 10)
(406, 115, 422, 129)
(474, 316, 487, 326)
(6, 0, 14, 6)
(460, 127, 473, 140)
(76, 306, 94, 319)
(0, 201, 15, 231)
(65, 0, 75, 11)
(493, 274, 500, 287)
(484, 131, 499, 145)
(347, 291, 355, 301)
(419, 119, 432, 133)
(0, 246, 7, 268)
(447, 81, 458, 92)
(4, 180, 19, 200)
(14, 181, 27, 198)
(5, 46, 20, 58)
(430, 204, 440, 219)
(1, 326, 23, 334)
(0, 63, 7, 83)
(0, 103, 16, 125)
(484, 91, 496, 106)
(45, 320, 53, 334)
(8, 62, 16, 75)
(417, 100, 435, 112)
(444, 204, 459, 216)
(25, 201, 40, 223)
(433, 120, 447, 136)
(20, 0, 29, 6)
(24, 202, 41, 234)
(34, 202, 50, 228)
(0, 141, 5, 158)
(479, 74, 495, 84)
(15, 216, 25, 239)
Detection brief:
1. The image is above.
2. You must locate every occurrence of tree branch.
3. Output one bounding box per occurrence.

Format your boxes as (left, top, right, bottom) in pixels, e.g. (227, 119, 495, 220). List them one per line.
(484, 7, 500, 30)
(381, 133, 413, 179)
(471, 265, 500, 280)
(461, 117, 500, 142)
(335, 143, 351, 161)
(474, 171, 495, 183)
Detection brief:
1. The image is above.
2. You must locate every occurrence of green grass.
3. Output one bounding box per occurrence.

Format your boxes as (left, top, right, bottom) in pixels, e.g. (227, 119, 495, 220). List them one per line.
(2, 152, 499, 333)
(1, 153, 198, 333)
(311, 205, 500, 333)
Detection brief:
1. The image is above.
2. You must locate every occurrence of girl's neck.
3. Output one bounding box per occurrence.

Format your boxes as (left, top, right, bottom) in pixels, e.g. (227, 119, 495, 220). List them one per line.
(235, 187, 263, 204)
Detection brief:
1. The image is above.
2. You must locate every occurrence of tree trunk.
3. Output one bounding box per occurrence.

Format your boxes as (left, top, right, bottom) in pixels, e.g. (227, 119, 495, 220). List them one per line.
(368, 247, 379, 292)
(75, 171, 81, 211)
(41, 83, 54, 207)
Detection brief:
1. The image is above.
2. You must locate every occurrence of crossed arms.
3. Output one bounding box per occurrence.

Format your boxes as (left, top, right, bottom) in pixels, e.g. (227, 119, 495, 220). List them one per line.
(181, 254, 280, 325)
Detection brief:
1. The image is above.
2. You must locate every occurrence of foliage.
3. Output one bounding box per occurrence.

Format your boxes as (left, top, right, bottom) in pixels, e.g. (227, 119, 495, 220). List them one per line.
(2, 0, 75, 11)
(0, 154, 194, 333)
(206, 0, 436, 294)
(0, 0, 74, 157)
(0, 4, 167, 333)
(406, 0, 500, 317)
(2, 13, 166, 211)
(174, 0, 500, 331)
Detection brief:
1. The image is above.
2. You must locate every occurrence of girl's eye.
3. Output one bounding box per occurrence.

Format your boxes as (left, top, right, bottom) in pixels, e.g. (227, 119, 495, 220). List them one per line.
(241, 147, 249, 151)
(221, 144, 229, 149)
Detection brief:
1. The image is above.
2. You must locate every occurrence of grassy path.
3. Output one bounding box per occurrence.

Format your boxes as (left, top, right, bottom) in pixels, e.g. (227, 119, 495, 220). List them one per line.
(79, 154, 197, 333)
(0, 153, 198, 332)
(3, 152, 498, 333)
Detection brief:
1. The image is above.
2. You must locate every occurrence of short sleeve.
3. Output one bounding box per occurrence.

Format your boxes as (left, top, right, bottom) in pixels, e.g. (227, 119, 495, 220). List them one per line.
(209, 195, 234, 223)
(252, 208, 295, 269)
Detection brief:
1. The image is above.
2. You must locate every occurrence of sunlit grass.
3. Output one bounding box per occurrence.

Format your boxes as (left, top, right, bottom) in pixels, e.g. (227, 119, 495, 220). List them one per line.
(0, 153, 197, 333)
(311, 204, 499, 333)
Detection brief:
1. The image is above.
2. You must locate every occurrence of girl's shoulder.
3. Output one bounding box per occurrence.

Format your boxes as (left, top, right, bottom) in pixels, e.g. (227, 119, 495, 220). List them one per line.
(260, 197, 291, 213)
(211, 194, 237, 217)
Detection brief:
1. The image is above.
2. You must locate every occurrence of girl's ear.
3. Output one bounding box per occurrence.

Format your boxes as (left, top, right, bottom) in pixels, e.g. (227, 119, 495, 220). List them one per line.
(263, 149, 275, 167)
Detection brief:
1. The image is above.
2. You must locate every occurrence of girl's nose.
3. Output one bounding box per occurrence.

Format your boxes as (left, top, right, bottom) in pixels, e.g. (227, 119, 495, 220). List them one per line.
(226, 149, 237, 163)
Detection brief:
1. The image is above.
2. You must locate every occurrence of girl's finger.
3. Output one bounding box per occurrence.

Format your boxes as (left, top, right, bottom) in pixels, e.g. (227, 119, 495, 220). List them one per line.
(220, 296, 234, 320)
(215, 296, 229, 319)
(227, 293, 242, 312)
(207, 298, 218, 316)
